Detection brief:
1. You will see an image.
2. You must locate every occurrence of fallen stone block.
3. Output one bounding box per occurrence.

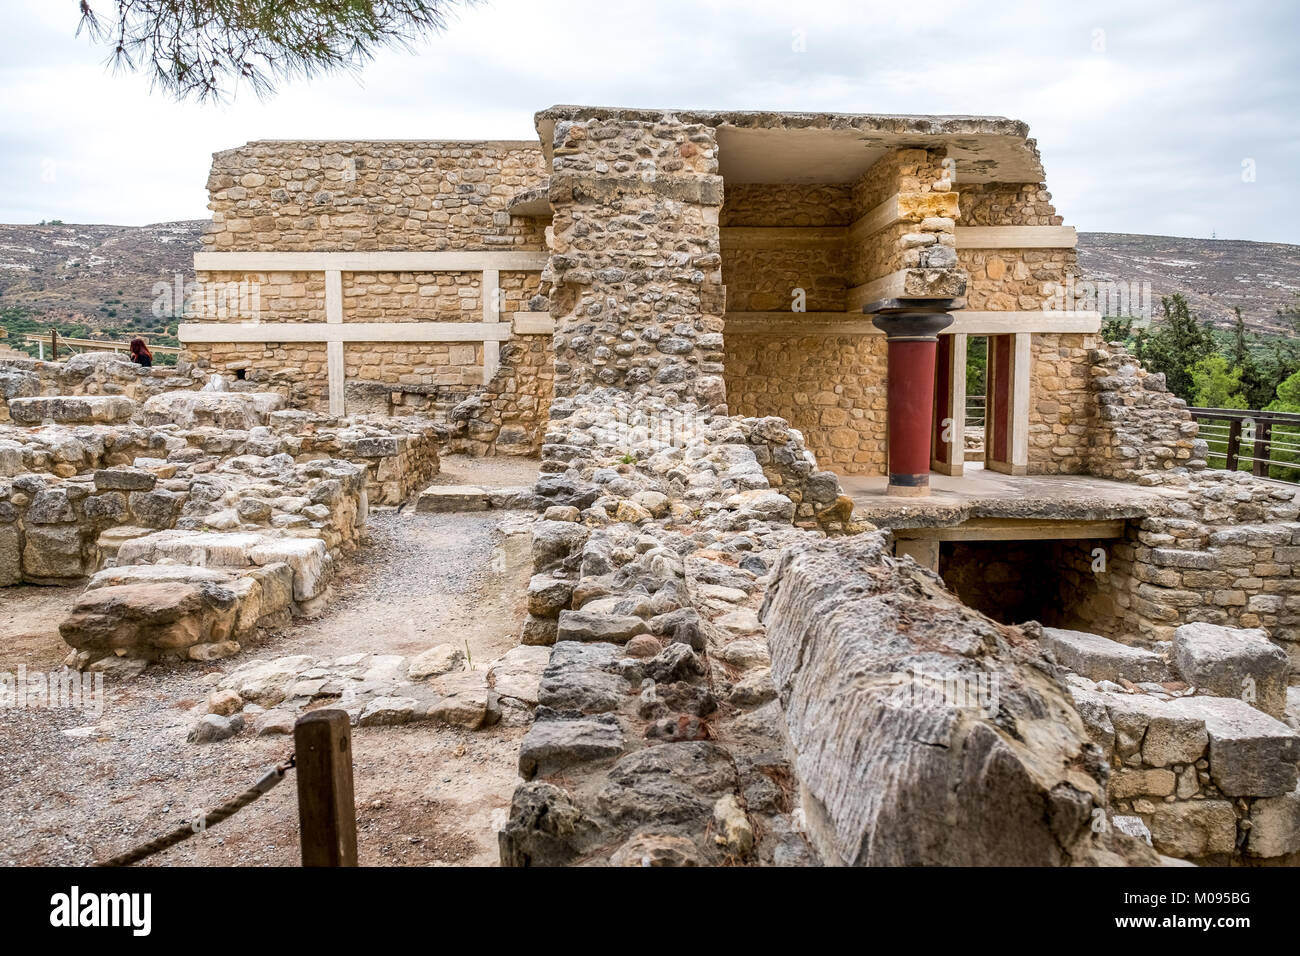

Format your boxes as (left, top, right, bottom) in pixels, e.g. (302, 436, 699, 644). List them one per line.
(1042, 627, 1170, 684)
(60, 581, 240, 660)
(761, 531, 1158, 866)
(1173, 622, 1289, 719)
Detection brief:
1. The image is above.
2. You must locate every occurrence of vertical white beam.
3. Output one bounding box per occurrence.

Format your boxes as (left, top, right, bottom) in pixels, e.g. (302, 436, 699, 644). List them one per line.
(481, 268, 500, 385)
(325, 269, 345, 416)
(1011, 332, 1031, 474)
(947, 332, 968, 476)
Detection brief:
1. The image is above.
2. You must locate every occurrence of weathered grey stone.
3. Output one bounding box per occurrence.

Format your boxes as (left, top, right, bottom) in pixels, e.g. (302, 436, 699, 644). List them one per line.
(527, 574, 573, 618)
(188, 712, 244, 743)
(1173, 622, 1289, 719)
(407, 643, 464, 679)
(93, 468, 157, 492)
(487, 644, 551, 706)
(1246, 784, 1300, 858)
(761, 532, 1157, 866)
(518, 716, 625, 779)
(1166, 695, 1300, 797)
(556, 609, 647, 644)
(21, 524, 83, 579)
(596, 741, 738, 829)
(1042, 627, 1170, 684)
(531, 520, 590, 573)
(1147, 801, 1237, 859)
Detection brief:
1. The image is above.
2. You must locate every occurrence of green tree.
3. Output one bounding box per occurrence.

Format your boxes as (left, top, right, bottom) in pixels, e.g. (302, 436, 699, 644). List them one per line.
(1188, 354, 1248, 410)
(77, 0, 469, 101)
(1140, 293, 1215, 401)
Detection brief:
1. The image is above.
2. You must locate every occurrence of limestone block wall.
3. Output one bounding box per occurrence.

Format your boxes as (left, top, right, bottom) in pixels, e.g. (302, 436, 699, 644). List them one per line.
(725, 336, 887, 473)
(545, 115, 727, 408)
(201, 140, 547, 252)
(186, 139, 554, 454)
(1028, 332, 1096, 475)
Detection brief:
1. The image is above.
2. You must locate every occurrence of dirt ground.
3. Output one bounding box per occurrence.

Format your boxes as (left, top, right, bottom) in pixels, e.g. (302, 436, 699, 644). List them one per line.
(0, 508, 534, 867)
(429, 453, 540, 490)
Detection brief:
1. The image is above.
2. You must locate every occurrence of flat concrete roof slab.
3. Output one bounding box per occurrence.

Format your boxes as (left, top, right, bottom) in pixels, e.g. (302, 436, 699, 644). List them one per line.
(535, 105, 1044, 185)
(841, 467, 1180, 530)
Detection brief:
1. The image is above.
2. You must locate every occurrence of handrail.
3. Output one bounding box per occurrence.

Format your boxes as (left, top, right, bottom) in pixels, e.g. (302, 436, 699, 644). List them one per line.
(1190, 406, 1300, 480)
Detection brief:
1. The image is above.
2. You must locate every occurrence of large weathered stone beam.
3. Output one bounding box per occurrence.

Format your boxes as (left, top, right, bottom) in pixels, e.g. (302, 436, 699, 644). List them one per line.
(760, 532, 1159, 866)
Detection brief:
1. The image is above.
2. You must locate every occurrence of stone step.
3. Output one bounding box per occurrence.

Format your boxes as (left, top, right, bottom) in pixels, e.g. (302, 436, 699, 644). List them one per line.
(1164, 695, 1300, 797)
(1042, 626, 1170, 684)
(414, 484, 489, 512)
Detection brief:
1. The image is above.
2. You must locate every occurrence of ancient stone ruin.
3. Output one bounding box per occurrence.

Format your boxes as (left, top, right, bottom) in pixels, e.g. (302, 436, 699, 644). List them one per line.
(3, 106, 1297, 867)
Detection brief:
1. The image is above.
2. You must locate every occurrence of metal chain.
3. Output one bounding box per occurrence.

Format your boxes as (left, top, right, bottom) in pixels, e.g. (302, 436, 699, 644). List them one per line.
(94, 754, 295, 867)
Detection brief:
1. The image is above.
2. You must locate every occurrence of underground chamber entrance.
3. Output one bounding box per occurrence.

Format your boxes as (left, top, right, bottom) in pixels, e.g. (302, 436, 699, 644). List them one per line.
(937, 537, 1121, 630)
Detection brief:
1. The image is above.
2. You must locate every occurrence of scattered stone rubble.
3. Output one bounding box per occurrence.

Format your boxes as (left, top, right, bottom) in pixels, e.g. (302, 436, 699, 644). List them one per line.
(187, 642, 552, 743)
(0, 353, 440, 667)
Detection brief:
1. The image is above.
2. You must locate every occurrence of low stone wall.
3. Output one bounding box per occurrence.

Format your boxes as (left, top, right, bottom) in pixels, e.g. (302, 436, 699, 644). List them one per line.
(500, 390, 851, 865)
(1, 386, 445, 668)
(1087, 344, 1206, 480)
(0, 354, 206, 424)
(1043, 623, 1299, 863)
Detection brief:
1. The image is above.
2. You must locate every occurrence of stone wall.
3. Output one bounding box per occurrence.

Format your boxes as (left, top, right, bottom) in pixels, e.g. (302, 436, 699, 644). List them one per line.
(201, 140, 547, 252)
(1087, 344, 1205, 480)
(1028, 332, 1096, 474)
(725, 335, 888, 473)
(544, 115, 726, 408)
(186, 139, 554, 455)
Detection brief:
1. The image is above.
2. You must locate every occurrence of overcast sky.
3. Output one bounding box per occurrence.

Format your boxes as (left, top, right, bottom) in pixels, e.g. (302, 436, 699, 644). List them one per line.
(2, 0, 1297, 243)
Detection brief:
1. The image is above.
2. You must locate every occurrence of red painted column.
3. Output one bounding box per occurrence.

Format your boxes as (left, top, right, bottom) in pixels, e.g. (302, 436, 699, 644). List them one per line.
(865, 300, 956, 497)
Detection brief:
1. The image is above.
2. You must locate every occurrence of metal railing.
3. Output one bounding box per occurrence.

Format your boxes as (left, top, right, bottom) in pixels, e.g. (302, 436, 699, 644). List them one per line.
(965, 395, 986, 430)
(1188, 407, 1300, 480)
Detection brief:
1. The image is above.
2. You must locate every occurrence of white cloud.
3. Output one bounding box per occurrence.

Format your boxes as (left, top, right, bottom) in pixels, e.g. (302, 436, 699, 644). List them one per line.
(0, 0, 1296, 241)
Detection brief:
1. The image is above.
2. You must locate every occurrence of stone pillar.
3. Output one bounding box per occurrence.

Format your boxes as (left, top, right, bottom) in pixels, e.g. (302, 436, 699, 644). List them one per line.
(542, 110, 727, 410)
(865, 298, 956, 496)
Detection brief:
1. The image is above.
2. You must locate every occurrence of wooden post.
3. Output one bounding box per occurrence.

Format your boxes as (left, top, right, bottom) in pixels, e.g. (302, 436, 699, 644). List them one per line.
(1254, 421, 1272, 477)
(50, 329, 58, 361)
(294, 710, 358, 867)
(1226, 418, 1242, 472)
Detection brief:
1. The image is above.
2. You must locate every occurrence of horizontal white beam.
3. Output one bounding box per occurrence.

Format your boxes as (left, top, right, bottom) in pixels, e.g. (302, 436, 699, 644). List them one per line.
(723, 310, 1101, 336)
(194, 250, 549, 273)
(955, 226, 1077, 249)
(178, 321, 514, 344)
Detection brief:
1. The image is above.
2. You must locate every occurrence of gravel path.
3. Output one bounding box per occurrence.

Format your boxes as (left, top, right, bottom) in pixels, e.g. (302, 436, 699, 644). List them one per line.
(0, 509, 533, 867)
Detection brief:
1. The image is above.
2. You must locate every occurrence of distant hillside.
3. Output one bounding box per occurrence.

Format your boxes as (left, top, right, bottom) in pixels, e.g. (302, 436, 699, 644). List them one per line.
(0, 221, 1296, 338)
(0, 220, 203, 334)
(1076, 232, 1300, 334)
